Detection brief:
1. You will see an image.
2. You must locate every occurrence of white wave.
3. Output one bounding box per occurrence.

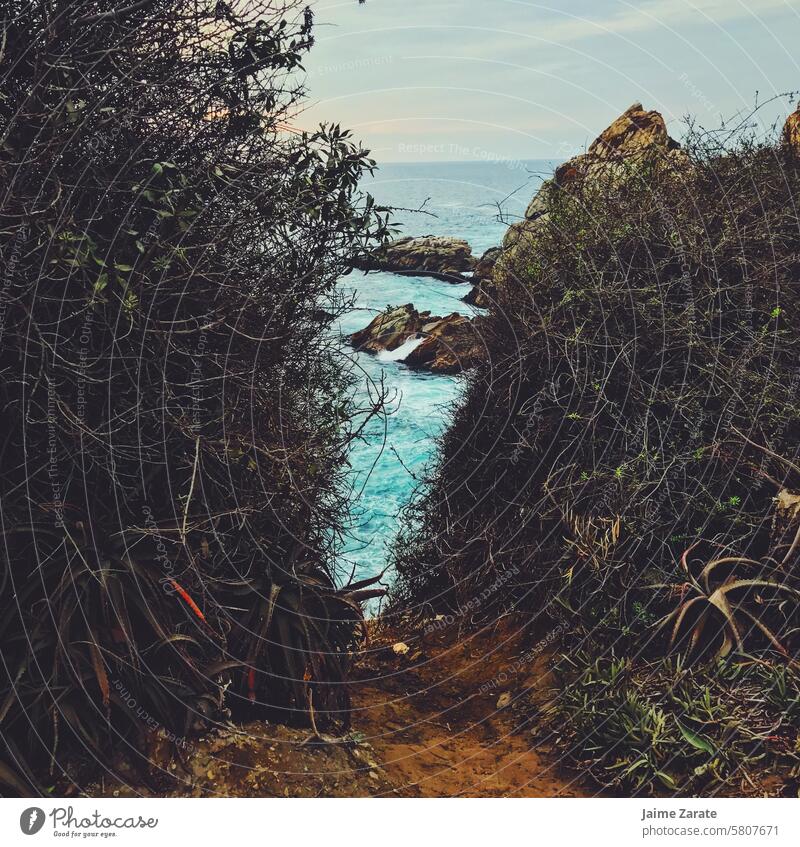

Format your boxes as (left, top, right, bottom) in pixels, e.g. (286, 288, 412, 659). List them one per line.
(377, 334, 425, 362)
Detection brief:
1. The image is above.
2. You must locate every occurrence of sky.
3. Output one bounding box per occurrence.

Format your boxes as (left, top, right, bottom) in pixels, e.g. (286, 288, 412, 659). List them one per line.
(299, 0, 800, 162)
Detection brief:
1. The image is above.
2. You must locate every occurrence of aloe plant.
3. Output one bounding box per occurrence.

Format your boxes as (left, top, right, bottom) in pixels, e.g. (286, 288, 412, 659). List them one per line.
(654, 545, 800, 663)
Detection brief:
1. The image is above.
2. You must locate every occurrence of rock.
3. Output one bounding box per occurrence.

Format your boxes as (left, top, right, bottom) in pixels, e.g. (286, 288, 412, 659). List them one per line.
(348, 305, 487, 374)
(402, 313, 487, 375)
(349, 304, 432, 354)
(473, 246, 502, 284)
(355, 235, 477, 280)
(782, 102, 800, 156)
(462, 285, 490, 308)
(496, 692, 512, 709)
(463, 247, 500, 307)
(501, 102, 688, 261)
(564, 101, 681, 173)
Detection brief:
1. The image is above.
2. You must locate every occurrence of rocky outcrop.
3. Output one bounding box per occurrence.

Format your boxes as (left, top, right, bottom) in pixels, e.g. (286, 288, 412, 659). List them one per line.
(782, 102, 800, 156)
(348, 304, 486, 374)
(463, 247, 501, 307)
(402, 313, 486, 374)
(500, 103, 688, 268)
(358, 106, 693, 312)
(349, 304, 434, 354)
(554, 102, 684, 187)
(355, 236, 476, 280)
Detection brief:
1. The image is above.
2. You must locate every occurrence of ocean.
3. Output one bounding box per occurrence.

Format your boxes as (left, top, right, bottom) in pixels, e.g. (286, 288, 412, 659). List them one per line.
(334, 159, 556, 588)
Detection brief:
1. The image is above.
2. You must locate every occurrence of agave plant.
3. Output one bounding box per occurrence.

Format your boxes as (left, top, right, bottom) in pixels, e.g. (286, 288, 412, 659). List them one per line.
(0, 523, 229, 793)
(0, 523, 385, 794)
(654, 543, 800, 664)
(223, 556, 385, 733)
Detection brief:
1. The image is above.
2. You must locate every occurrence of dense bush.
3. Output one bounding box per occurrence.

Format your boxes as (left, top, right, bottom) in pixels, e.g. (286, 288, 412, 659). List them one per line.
(0, 0, 387, 794)
(391, 120, 800, 793)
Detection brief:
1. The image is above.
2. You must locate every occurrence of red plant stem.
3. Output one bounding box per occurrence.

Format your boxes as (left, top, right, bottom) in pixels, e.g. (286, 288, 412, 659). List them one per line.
(169, 579, 207, 623)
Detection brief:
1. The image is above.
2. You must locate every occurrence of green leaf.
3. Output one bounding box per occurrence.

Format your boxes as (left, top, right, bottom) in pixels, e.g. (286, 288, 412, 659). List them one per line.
(676, 720, 715, 755)
(656, 771, 679, 789)
(152, 162, 163, 175)
(622, 757, 649, 776)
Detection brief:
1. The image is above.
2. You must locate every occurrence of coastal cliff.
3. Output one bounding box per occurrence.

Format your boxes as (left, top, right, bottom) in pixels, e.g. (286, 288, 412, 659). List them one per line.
(389, 100, 800, 797)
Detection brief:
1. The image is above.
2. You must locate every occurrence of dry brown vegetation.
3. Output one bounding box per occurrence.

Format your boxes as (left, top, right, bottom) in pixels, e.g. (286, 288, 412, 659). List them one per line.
(0, 0, 389, 795)
(391, 114, 800, 795)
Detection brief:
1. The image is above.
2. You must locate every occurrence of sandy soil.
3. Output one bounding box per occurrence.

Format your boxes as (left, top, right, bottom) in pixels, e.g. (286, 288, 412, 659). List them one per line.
(65, 616, 586, 798)
(350, 616, 586, 797)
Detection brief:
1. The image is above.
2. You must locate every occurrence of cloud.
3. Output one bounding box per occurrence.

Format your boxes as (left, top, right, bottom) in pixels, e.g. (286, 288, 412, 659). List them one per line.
(502, 0, 796, 44)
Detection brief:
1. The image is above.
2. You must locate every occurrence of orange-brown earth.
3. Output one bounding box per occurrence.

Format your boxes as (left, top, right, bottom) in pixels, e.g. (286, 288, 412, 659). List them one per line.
(64, 618, 587, 798)
(350, 617, 586, 797)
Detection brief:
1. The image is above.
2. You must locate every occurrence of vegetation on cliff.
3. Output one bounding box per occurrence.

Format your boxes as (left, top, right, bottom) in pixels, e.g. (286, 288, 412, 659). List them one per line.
(391, 105, 800, 795)
(0, 0, 388, 794)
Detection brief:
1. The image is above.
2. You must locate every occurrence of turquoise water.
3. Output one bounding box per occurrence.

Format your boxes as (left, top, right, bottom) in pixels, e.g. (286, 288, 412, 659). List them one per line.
(334, 160, 555, 588)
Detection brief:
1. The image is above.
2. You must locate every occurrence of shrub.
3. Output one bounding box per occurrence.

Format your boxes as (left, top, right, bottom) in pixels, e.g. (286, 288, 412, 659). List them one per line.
(548, 653, 800, 796)
(390, 116, 800, 793)
(393, 120, 800, 624)
(0, 0, 387, 793)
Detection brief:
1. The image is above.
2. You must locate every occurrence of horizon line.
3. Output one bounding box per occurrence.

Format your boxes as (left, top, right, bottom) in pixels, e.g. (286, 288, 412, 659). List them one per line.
(372, 156, 561, 166)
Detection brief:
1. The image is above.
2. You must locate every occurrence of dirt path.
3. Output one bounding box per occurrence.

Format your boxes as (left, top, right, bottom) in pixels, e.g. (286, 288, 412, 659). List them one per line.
(67, 617, 585, 798)
(350, 617, 586, 797)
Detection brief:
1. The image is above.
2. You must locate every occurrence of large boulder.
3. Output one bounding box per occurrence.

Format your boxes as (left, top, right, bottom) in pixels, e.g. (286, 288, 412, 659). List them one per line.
(402, 313, 487, 374)
(349, 304, 433, 354)
(463, 246, 501, 307)
(782, 102, 800, 156)
(499, 103, 688, 273)
(555, 101, 684, 183)
(348, 305, 486, 374)
(355, 235, 477, 280)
